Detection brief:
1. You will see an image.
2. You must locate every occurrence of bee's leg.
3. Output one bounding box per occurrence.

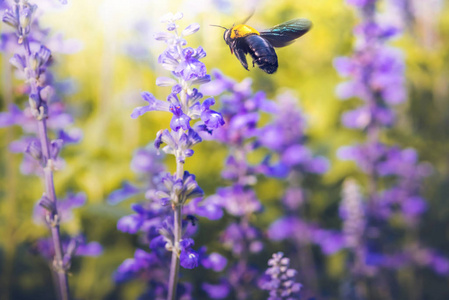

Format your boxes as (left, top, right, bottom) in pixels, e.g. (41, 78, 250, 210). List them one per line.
(234, 48, 249, 71)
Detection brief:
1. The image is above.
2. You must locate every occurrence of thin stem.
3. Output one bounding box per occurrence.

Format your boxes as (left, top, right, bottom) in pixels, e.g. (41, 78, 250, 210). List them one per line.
(37, 118, 69, 300)
(167, 205, 182, 300)
(167, 159, 184, 300)
(22, 36, 70, 300)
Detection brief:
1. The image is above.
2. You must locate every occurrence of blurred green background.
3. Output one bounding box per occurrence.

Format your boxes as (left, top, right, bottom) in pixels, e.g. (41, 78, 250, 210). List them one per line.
(1, 0, 449, 299)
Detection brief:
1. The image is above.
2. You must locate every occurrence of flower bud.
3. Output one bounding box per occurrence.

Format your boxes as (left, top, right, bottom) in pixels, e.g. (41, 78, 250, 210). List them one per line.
(18, 4, 35, 30)
(25, 140, 43, 162)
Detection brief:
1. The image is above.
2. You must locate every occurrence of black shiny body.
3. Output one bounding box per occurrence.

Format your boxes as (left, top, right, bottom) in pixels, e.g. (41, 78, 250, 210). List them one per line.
(232, 34, 278, 74)
(222, 18, 312, 74)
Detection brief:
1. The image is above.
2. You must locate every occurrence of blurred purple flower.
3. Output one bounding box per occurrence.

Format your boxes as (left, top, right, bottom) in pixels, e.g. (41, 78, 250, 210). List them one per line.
(179, 238, 199, 269)
(202, 281, 231, 299)
(201, 252, 227, 272)
(260, 252, 302, 300)
(34, 235, 102, 262)
(107, 182, 140, 205)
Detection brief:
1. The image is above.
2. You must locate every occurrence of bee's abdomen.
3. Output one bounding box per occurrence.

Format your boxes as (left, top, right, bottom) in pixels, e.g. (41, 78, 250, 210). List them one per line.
(245, 35, 278, 74)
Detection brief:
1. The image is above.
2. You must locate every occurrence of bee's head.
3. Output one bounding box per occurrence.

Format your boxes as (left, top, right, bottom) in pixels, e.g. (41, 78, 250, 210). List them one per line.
(223, 28, 232, 45)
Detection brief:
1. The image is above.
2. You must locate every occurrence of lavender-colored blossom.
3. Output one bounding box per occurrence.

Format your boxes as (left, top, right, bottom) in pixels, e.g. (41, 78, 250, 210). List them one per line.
(2, 2, 98, 299)
(260, 252, 302, 300)
(131, 16, 223, 139)
(201, 252, 227, 272)
(216, 185, 262, 217)
(130, 146, 165, 174)
(334, 17, 406, 130)
(335, 2, 447, 299)
(34, 192, 87, 224)
(107, 182, 140, 205)
(221, 222, 263, 256)
(114, 249, 165, 283)
(268, 217, 305, 241)
(154, 128, 202, 163)
(340, 179, 365, 249)
(131, 92, 170, 118)
(179, 238, 199, 269)
(197, 71, 274, 298)
(202, 281, 231, 299)
(268, 217, 345, 256)
(184, 197, 223, 220)
(200, 71, 332, 298)
(201, 70, 269, 145)
(115, 13, 226, 299)
(156, 171, 204, 206)
(34, 235, 102, 262)
(257, 92, 329, 178)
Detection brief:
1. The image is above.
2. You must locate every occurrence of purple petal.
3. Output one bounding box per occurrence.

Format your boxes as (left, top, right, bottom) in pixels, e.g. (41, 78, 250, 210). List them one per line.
(201, 252, 227, 271)
(202, 281, 231, 299)
(107, 182, 140, 205)
(76, 241, 103, 256)
(117, 214, 142, 233)
(180, 248, 199, 269)
(182, 23, 200, 36)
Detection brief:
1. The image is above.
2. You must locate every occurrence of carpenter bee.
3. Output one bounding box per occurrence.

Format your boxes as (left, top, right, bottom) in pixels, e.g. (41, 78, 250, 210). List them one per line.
(215, 18, 312, 74)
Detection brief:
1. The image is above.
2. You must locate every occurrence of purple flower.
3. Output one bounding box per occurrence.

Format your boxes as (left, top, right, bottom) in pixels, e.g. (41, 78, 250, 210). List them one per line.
(75, 239, 103, 257)
(114, 249, 162, 283)
(179, 238, 199, 269)
(175, 47, 207, 81)
(258, 92, 329, 177)
(217, 185, 262, 216)
(160, 12, 183, 32)
(169, 103, 191, 131)
(34, 235, 103, 262)
(184, 197, 224, 220)
(202, 281, 231, 299)
(340, 178, 365, 249)
(155, 128, 202, 163)
(268, 217, 304, 241)
(107, 182, 140, 205)
(221, 222, 263, 256)
(131, 92, 169, 118)
(155, 171, 204, 206)
(346, 0, 376, 7)
(35, 192, 86, 223)
(201, 252, 227, 272)
(200, 98, 225, 130)
(130, 146, 165, 174)
(132, 13, 223, 141)
(260, 252, 302, 300)
(333, 0, 449, 288)
(116, 14, 225, 292)
(117, 214, 143, 234)
(0, 104, 26, 127)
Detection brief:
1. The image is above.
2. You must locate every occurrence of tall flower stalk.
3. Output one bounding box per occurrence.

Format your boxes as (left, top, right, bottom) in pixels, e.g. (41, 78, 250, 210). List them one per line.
(1, 1, 102, 300)
(334, 1, 409, 297)
(260, 252, 302, 300)
(2, 1, 70, 298)
(129, 12, 224, 300)
(335, 0, 448, 299)
(200, 71, 267, 299)
(259, 92, 333, 297)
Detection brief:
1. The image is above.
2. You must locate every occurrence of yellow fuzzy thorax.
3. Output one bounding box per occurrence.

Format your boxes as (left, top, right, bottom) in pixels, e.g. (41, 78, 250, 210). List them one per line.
(230, 24, 260, 39)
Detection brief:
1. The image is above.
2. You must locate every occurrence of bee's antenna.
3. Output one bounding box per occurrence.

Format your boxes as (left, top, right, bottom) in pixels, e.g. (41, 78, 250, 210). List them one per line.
(209, 24, 228, 30)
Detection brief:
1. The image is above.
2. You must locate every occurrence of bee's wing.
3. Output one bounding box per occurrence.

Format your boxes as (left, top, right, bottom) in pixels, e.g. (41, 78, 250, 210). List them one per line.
(259, 18, 312, 48)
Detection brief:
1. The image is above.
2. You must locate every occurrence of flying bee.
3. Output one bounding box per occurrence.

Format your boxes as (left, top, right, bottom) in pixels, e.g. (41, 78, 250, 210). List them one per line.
(214, 18, 312, 74)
